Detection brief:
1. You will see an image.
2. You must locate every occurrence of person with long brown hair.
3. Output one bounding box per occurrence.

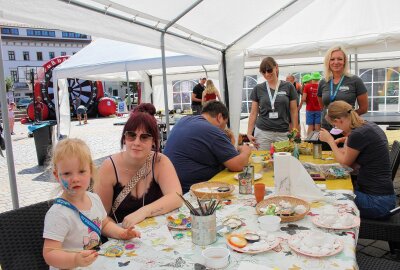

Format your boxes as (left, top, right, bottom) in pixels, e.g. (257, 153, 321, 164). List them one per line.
(94, 104, 182, 228)
(319, 100, 395, 219)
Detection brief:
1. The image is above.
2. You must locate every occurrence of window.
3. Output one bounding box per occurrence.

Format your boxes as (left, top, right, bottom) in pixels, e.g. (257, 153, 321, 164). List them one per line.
(241, 75, 258, 114)
(49, 52, 55, 59)
(10, 70, 17, 82)
(1, 28, 19, 35)
(360, 67, 400, 112)
(23, 51, 30, 61)
(36, 52, 43, 61)
(62, 31, 88, 39)
(27, 29, 55, 37)
(61, 52, 66, 56)
(8, 51, 15, 60)
(172, 80, 197, 111)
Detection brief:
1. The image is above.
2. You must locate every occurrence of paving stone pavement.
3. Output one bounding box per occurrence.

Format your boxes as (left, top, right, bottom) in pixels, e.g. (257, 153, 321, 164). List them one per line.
(1, 116, 400, 263)
(0, 116, 124, 213)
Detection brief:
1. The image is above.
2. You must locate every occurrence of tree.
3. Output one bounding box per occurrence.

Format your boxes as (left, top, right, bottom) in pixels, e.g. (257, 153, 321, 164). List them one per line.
(4, 77, 13, 92)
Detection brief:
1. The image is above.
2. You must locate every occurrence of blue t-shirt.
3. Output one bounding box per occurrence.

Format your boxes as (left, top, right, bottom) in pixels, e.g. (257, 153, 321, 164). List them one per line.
(163, 115, 239, 193)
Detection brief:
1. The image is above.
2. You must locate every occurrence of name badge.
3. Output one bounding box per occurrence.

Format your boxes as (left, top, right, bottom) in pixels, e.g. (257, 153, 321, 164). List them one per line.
(269, 112, 279, 119)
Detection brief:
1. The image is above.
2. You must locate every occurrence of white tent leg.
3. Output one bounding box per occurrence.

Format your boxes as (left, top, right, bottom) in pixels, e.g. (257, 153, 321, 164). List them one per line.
(0, 34, 19, 209)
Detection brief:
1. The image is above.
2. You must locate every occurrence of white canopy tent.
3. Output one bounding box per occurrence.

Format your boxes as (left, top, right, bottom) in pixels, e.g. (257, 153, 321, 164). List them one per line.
(3, 0, 400, 208)
(52, 38, 216, 136)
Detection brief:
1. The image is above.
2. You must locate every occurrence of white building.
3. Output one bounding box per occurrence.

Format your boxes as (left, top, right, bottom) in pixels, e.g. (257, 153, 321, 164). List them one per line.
(1, 22, 91, 101)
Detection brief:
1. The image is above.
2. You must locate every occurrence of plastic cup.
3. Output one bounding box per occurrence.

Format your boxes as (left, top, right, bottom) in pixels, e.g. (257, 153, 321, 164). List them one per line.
(254, 183, 266, 203)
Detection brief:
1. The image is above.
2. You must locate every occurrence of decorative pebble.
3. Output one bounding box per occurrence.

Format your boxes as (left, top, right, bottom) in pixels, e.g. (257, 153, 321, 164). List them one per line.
(175, 233, 184, 239)
(174, 219, 182, 225)
(125, 243, 135, 250)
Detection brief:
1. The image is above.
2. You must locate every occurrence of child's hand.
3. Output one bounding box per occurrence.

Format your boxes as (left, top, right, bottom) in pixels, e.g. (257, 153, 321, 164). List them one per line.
(119, 226, 141, 240)
(74, 250, 98, 267)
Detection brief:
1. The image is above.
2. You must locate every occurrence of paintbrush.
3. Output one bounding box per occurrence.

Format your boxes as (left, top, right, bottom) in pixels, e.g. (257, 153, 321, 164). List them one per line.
(44, 247, 106, 256)
(176, 192, 200, 216)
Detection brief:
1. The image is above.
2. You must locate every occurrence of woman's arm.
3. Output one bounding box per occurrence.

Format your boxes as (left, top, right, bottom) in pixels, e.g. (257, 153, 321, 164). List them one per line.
(298, 92, 307, 111)
(121, 154, 183, 228)
(93, 158, 117, 215)
(319, 128, 359, 166)
(247, 101, 259, 147)
(216, 91, 222, 102)
(317, 97, 324, 110)
(289, 99, 298, 130)
(356, 93, 368, 115)
(202, 91, 207, 106)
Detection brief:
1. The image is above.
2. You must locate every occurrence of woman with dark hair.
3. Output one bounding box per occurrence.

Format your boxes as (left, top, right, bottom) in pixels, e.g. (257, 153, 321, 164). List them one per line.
(247, 57, 298, 150)
(133, 103, 156, 116)
(94, 106, 182, 228)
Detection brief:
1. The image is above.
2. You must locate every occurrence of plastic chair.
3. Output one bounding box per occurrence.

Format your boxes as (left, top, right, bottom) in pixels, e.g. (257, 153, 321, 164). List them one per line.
(389, 140, 400, 181)
(359, 141, 400, 258)
(357, 252, 400, 270)
(0, 200, 53, 270)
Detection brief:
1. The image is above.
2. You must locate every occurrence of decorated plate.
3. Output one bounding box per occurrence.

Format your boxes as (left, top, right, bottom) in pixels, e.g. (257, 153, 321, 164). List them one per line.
(312, 214, 360, 230)
(288, 232, 343, 257)
(166, 214, 192, 230)
(226, 233, 280, 254)
(234, 173, 262, 181)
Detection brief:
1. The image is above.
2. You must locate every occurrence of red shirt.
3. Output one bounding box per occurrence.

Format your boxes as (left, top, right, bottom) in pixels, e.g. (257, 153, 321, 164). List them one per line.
(303, 83, 321, 111)
(204, 93, 217, 102)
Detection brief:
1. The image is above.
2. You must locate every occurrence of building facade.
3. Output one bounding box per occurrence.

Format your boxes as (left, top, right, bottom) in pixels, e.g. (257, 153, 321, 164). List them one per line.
(1, 22, 91, 102)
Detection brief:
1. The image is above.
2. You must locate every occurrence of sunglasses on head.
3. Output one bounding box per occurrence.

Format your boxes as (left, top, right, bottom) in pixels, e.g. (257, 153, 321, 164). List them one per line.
(124, 131, 153, 142)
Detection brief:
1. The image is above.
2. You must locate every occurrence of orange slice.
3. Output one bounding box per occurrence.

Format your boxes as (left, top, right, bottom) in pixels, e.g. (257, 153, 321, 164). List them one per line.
(227, 234, 247, 248)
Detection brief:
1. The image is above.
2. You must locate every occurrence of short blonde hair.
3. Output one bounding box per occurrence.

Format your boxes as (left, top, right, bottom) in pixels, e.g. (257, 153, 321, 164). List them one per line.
(326, 101, 364, 129)
(51, 138, 96, 184)
(323, 45, 351, 81)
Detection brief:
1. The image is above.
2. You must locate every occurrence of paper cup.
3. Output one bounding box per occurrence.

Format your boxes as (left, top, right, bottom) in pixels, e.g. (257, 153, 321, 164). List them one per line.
(202, 247, 230, 269)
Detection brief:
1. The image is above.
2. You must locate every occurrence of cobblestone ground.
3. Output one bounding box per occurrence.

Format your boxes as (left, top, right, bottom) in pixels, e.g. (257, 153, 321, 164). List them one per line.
(0, 116, 124, 212)
(0, 116, 399, 263)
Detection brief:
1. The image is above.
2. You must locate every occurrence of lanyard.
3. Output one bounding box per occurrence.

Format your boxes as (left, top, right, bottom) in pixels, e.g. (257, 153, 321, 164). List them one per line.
(330, 75, 345, 102)
(54, 198, 101, 237)
(266, 80, 280, 111)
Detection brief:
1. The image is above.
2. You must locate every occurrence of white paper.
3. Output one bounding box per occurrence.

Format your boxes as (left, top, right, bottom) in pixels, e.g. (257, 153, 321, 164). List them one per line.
(274, 152, 324, 201)
(238, 261, 273, 270)
(273, 152, 292, 195)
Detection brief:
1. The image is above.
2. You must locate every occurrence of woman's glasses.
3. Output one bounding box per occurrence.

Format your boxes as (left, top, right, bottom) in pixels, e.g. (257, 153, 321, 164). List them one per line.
(125, 131, 153, 142)
(265, 68, 274, 74)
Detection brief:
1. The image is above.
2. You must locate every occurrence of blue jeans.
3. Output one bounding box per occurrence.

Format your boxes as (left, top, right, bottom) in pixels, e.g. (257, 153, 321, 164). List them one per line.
(355, 190, 396, 219)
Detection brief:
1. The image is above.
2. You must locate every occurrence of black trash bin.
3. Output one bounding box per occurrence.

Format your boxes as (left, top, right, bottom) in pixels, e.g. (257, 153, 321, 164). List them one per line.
(30, 121, 57, 166)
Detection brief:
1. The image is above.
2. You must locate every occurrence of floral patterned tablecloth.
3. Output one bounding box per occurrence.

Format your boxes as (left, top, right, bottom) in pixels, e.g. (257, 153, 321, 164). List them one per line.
(79, 188, 359, 270)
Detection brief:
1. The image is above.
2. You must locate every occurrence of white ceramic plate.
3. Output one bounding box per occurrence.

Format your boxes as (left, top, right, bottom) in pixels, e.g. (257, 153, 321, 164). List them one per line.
(234, 173, 262, 181)
(288, 233, 343, 257)
(226, 234, 280, 254)
(312, 214, 360, 230)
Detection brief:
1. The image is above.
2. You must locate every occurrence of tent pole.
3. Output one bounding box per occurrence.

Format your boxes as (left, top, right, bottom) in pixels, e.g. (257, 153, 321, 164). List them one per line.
(354, 53, 359, 76)
(125, 69, 131, 111)
(0, 34, 19, 209)
(222, 50, 230, 123)
(160, 32, 171, 137)
(159, 0, 203, 136)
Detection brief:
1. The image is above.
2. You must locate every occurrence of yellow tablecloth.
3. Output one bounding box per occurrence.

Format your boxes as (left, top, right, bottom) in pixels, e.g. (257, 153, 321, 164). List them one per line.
(210, 151, 353, 191)
(385, 129, 400, 148)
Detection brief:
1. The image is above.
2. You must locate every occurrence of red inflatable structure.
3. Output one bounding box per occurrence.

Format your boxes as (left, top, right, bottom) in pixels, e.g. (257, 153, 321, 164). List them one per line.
(98, 97, 117, 116)
(30, 56, 104, 120)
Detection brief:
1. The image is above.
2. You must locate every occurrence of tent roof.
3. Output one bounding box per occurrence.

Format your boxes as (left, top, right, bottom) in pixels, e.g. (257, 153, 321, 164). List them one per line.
(53, 38, 216, 81)
(2, 0, 400, 61)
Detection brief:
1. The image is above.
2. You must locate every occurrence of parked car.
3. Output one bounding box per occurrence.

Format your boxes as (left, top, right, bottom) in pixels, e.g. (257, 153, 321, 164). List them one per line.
(16, 97, 32, 109)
